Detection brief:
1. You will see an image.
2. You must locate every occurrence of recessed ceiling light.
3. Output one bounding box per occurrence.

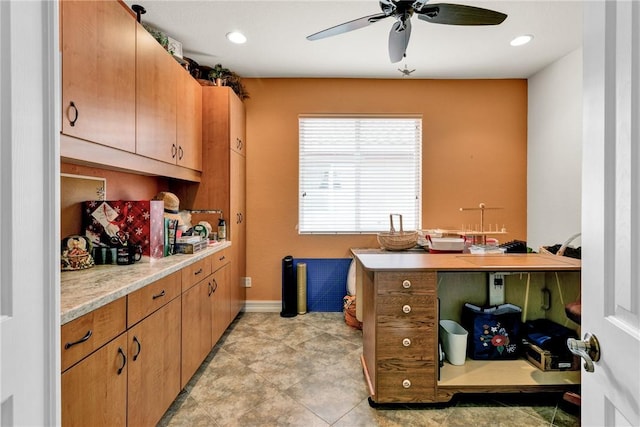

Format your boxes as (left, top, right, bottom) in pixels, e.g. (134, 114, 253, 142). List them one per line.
(226, 31, 247, 44)
(510, 34, 533, 47)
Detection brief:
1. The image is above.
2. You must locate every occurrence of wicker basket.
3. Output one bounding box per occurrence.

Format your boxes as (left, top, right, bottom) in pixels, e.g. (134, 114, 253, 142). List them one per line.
(540, 233, 581, 256)
(377, 214, 418, 251)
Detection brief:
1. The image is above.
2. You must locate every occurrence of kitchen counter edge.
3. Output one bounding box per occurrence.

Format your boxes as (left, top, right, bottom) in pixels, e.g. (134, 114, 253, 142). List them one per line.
(60, 241, 232, 325)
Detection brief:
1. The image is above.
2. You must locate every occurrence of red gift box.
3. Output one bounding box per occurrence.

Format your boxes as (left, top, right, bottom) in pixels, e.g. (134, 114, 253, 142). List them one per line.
(83, 200, 164, 260)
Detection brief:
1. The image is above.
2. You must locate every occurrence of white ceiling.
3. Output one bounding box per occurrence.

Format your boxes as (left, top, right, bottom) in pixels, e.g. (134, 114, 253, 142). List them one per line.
(123, 0, 583, 79)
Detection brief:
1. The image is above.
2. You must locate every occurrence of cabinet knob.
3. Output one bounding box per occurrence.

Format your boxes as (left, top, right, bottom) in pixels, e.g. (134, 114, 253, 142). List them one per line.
(402, 280, 411, 289)
(402, 304, 411, 314)
(402, 379, 411, 389)
(68, 101, 78, 127)
(402, 338, 411, 347)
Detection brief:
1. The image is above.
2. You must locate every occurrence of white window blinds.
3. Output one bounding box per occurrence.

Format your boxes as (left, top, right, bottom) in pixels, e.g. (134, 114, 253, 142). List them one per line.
(299, 116, 422, 234)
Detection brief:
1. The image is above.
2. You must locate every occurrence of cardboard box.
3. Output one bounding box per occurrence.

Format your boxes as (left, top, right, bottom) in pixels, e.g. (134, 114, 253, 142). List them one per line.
(526, 343, 580, 371)
(83, 200, 164, 260)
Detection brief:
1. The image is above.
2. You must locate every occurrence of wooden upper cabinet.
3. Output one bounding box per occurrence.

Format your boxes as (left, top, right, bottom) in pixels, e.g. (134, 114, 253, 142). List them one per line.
(61, 0, 136, 152)
(229, 91, 246, 156)
(135, 23, 178, 164)
(176, 69, 203, 171)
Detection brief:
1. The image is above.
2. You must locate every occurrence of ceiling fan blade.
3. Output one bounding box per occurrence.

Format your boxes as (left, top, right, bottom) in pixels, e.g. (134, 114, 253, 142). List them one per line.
(388, 18, 412, 63)
(417, 3, 507, 26)
(307, 13, 389, 41)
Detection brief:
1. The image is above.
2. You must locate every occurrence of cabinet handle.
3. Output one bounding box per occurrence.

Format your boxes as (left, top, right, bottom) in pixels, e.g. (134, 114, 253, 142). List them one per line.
(212, 278, 218, 293)
(68, 101, 79, 127)
(219, 255, 225, 261)
(117, 347, 127, 375)
(402, 305, 412, 314)
(178, 145, 184, 160)
(207, 281, 213, 296)
(402, 280, 411, 289)
(64, 329, 92, 349)
(171, 144, 177, 159)
(194, 268, 203, 276)
(152, 289, 165, 300)
(132, 336, 142, 361)
(402, 379, 412, 389)
(402, 338, 412, 347)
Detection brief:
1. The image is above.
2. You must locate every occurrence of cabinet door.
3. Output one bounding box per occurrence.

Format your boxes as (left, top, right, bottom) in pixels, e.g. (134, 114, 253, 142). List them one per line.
(177, 70, 203, 171)
(229, 89, 246, 155)
(127, 297, 181, 427)
(211, 263, 231, 344)
(61, 333, 128, 427)
(136, 23, 178, 164)
(61, 0, 136, 152)
(229, 151, 246, 319)
(181, 277, 212, 388)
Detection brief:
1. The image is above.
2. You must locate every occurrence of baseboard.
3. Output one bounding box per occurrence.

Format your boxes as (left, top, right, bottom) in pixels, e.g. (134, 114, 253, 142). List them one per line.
(243, 300, 282, 313)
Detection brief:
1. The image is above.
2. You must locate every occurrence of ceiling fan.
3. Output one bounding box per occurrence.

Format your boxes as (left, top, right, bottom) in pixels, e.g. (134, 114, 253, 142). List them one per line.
(307, 0, 507, 63)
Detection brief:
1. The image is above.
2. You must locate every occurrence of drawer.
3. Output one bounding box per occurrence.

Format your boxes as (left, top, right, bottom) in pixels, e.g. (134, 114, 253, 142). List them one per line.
(377, 328, 435, 361)
(127, 271, 181, 327)
(61, 297, 126, 372)
(210, 248, 229, 273)
(376, 295, 437, 329)
(376, 271, 436, 295)
(375, 360, 436, 403)
(181, 258, 211, 292)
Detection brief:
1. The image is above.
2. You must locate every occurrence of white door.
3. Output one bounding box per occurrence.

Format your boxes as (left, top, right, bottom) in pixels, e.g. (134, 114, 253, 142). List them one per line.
(582, 1, 640, 425)
(0, 1, 60, 425)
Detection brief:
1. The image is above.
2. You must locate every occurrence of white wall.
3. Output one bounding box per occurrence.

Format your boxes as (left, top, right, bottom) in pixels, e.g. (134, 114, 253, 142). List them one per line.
(527, 48, 583, 251)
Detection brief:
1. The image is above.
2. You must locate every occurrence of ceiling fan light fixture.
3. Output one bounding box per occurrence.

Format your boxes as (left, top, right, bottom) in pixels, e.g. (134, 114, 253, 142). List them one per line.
(226, 31, 247, 44)
(510, 34, 533, 47)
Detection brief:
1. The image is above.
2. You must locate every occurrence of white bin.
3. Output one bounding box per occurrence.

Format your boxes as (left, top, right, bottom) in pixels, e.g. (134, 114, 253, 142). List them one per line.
(439, 320, 468, 365)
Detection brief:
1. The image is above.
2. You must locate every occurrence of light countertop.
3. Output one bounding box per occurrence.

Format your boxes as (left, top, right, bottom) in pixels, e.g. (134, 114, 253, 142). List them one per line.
(351, 248, 581, 272)
(60, 241, 231, 325)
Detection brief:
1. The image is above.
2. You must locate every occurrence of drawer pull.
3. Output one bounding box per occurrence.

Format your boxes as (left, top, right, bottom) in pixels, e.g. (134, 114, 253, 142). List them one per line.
(117, 347, 127, 375)
(402, 305, 412, 314)
(219, 255, 225, 261)
(64, 329, 92, 349)
(402, 280, 411, 289)
(194, 268, 203, 276)
(132, 336, 142, 361)
(152, 290, 166, 300)
(402, 338, 412, 347)
(402, 379, 412, 389)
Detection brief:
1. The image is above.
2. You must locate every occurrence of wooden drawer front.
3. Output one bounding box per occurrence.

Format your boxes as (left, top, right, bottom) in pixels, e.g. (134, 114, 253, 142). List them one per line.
(181, 258, 211, 291)
(375, 361, 436, 403)
(376, 271, 436, 295)
(210, 249, 229, 273)
(61, 298, 126, 372)
(376, 295, 437, 329)
(127, 272, 181, 327)
(377, 327, 434, 361)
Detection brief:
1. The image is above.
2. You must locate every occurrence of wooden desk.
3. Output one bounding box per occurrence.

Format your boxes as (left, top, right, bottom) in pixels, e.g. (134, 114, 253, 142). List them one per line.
(352, 249, 581, 404)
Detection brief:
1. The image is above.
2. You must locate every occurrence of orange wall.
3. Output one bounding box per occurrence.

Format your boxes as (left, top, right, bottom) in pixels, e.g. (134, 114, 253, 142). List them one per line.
(242, 78, 528, 301)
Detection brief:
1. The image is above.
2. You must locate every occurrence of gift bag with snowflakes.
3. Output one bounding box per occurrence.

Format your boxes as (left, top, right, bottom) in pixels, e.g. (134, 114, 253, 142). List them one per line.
(82, 200, 164, 261)
(461, 303, 523, 360)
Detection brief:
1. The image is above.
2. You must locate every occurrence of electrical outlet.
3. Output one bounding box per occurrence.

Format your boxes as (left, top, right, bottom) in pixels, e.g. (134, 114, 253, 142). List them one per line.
(488, 272, 505, 305)
(243, 277, 252, 288)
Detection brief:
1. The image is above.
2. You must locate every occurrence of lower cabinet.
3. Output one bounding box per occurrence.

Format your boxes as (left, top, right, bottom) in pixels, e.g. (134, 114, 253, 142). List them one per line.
(61, 333, 128, 426)
(181, 250, 230, 388)
(127, 297, 181, 426)
(181, 275, 213, 388)
(61, 251, 235, 426)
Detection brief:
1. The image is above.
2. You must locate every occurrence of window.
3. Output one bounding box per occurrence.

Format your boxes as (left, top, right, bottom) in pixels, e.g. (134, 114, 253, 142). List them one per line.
(299, 116, 422, 234)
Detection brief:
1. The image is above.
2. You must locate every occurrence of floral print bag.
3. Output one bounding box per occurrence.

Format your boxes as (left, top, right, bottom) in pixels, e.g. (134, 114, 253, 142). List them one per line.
(462, 303, 523, 360)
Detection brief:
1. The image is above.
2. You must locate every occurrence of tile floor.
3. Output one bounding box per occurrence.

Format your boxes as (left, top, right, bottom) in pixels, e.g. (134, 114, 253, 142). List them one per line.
(159, 312, 581, 427)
